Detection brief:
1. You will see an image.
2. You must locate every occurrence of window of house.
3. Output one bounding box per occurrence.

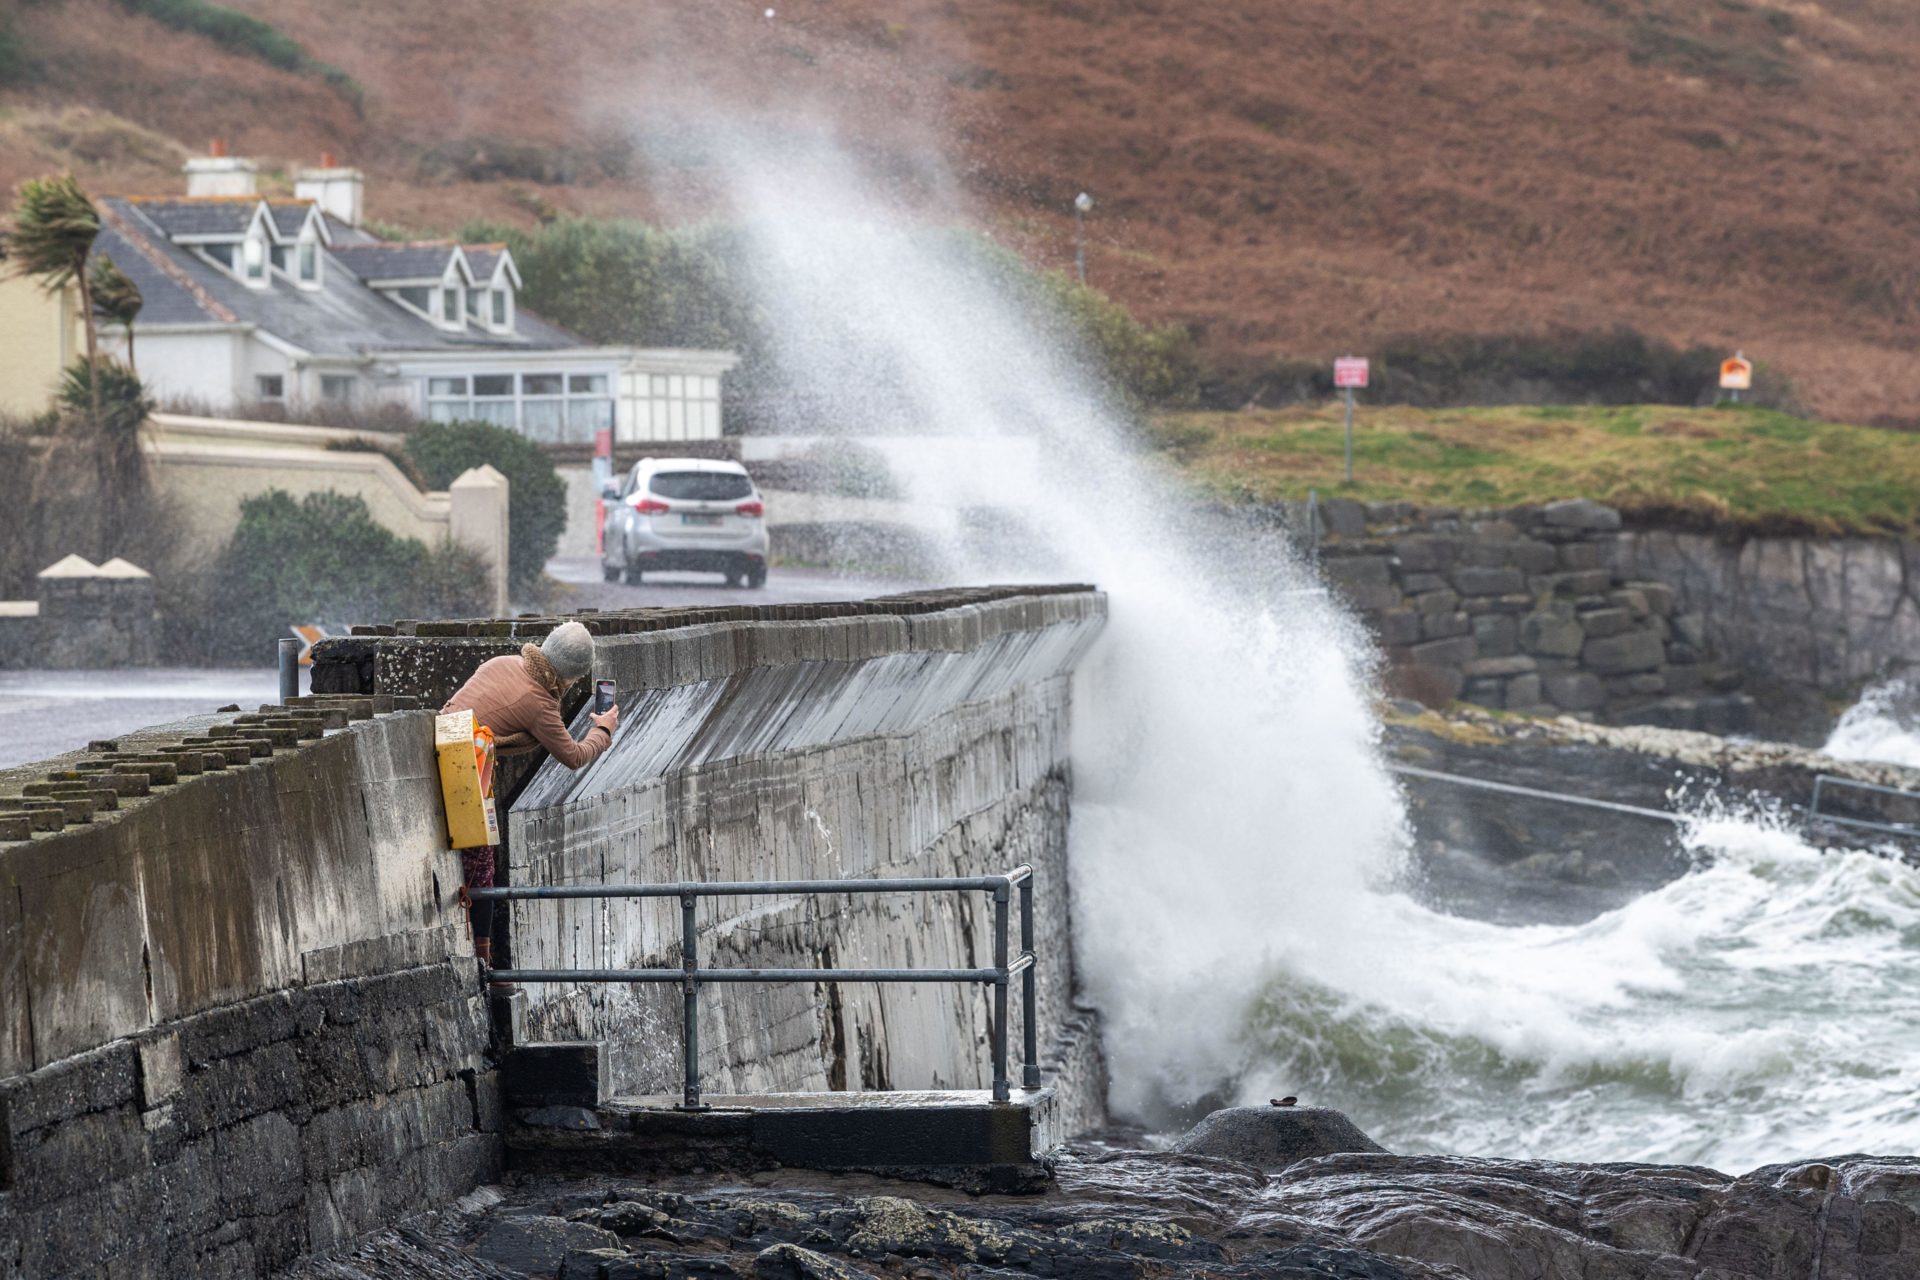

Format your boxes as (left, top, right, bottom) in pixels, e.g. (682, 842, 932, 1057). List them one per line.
(320, 374, 355, 403)
(442, 287, 463, 328)
(242, 236, 268, 285)
(491, 289, 508, 328)
(420, 370, 615, 441)
(297, 241, 319, 285)
(256, 374, 285, 401)
(471, 373, 516, 426)
(426, 376, 469, 423)
(567, 374, 613, 435)
(624, 371, 722, 442)
(520, 373, 564, 442)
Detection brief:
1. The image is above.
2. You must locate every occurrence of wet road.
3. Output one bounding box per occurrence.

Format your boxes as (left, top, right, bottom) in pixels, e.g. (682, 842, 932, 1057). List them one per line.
(0, 563, 922, 770)
(544, 557, 920, 610)
(0, 668, 280, 770)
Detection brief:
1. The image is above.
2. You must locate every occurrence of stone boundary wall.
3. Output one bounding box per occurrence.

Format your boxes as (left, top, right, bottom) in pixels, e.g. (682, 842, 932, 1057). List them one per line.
(0, 700, 497, 1275)
(313, 586, 1112, 1134)
(1311, 498, 1754, 734)
(1615, 529, 1919, 694)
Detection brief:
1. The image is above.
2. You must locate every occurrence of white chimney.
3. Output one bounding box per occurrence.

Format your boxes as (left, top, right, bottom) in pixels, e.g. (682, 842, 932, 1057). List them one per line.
(184, 139, 257, 197)
(295, 151, 364, 228)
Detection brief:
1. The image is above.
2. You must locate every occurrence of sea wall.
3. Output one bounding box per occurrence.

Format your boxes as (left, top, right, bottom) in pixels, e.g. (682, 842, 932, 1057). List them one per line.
(1308, 498, 1920, 731)
(312, 587, 1112, 1133)
(1308, 498, 1754, 733)
(1615, 529, 1920, 694)
(0, 700, 497, 1276)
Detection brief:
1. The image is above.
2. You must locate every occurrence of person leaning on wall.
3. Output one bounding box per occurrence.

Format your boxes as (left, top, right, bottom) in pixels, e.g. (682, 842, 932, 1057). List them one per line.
(441, 620, 620, 968)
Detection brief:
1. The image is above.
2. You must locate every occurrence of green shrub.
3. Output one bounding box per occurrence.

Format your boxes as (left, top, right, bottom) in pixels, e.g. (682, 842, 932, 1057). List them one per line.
(402, 420, 566, 592)
(459, 215, 1199, 419)
(115, 0, 362, 106)
(1204, 328, 1795, 414)
(204, 490, 491, 662)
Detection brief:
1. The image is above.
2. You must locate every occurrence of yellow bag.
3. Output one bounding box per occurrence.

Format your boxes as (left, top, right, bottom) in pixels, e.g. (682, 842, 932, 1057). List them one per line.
(435, 709, 501, 849)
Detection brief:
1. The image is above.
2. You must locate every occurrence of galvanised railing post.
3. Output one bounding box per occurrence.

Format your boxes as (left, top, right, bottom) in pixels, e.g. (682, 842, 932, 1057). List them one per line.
(1020, 874, 1039, 1090)
(680, 892, 703, 1110)
(991, 881, 1010, 1103)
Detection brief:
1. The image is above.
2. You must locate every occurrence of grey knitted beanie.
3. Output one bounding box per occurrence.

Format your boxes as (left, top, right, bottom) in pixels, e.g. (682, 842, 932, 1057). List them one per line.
(539, 621, 595, 681)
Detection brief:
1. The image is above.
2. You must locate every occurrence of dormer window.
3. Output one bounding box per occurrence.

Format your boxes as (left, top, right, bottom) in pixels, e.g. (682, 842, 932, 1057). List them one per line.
(491, 288, 509, 329)
(241, 235, 268, 286)
(297, 239, 320, 287)
(441, 285, 463, 329)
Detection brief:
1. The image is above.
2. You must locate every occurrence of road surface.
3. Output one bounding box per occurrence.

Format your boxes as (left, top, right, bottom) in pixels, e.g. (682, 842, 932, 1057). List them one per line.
(544, 557, 920, 610)
(0, 563, 923, 770)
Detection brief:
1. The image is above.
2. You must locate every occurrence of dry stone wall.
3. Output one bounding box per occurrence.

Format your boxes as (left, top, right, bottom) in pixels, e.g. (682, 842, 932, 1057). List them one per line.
(1315, 498, 1754, 734)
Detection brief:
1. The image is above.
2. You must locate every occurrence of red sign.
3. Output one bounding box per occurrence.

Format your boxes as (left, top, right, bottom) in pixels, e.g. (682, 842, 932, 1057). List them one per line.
(1719, 354, 1753, 391)
(1334, 356, 1370, 389)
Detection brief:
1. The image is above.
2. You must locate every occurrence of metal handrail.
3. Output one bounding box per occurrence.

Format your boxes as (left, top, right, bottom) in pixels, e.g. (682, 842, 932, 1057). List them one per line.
(1810, 773, 1920, 836)
(470, 865, 1039, 1109)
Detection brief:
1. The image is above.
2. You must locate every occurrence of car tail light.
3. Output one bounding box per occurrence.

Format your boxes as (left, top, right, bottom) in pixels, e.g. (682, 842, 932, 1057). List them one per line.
(735, 500, 765, 517)
(633, 497, 670, 514)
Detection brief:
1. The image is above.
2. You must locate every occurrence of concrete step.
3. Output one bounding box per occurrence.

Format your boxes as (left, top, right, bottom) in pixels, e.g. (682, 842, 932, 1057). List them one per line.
(506, 1088, 1060, 1194)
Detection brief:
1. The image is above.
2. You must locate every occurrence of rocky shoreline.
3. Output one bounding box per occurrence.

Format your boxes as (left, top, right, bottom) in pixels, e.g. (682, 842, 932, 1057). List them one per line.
(287, 1108, 1920, 1279)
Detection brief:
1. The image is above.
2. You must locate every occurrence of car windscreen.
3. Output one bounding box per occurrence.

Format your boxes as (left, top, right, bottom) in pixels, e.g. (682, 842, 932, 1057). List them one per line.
(649, 471, 753, 501)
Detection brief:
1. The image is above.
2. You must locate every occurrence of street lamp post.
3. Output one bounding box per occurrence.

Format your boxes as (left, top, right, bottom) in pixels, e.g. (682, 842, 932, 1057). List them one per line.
(1073, 192, 1093, 285)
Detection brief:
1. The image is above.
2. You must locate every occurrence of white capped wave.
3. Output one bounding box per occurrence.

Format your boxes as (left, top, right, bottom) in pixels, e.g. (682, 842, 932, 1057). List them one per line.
(1825, 679, 1920, 768)
(677, 115, 1919, 1175)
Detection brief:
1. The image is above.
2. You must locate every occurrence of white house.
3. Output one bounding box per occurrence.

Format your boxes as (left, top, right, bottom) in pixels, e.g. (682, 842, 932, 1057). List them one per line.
(93, 151, 737, 445)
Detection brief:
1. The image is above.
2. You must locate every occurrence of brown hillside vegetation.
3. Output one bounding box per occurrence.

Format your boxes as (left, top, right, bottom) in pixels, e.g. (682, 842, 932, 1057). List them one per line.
(4, 0, 1919, 421)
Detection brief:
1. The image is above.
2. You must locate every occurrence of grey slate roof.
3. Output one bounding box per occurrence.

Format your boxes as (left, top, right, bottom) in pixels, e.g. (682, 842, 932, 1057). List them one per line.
(329, 242, 465, 283)
(124, 198, 258, 239)
(465, 245, 504, 280)
(97, 197, 586, 356)
(266, 202, 317, 239)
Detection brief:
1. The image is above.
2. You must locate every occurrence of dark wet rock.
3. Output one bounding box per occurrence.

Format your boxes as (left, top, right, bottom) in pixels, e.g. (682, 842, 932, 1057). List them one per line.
(291, 1146, 1920, 1280)
(754, 1242, 881, 1279)
(472, 1215, 622, 1273)
(1174, 1107, 1387, 1170)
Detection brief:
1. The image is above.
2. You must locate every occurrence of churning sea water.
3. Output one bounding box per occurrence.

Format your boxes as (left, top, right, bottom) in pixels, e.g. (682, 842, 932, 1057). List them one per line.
(667, 113, 1920, 1175)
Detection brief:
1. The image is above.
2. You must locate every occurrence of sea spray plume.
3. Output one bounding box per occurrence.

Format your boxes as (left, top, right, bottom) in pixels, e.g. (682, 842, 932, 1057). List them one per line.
(684, 126, 1412, 1125)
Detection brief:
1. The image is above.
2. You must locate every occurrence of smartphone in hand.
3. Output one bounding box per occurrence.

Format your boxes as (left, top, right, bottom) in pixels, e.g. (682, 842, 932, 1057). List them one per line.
(594, 679, 617, 714)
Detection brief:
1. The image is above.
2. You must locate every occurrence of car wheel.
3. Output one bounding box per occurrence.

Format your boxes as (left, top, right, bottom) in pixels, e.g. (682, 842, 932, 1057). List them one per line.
(746, 564, 768, 589)
(603, 562, 621, 583)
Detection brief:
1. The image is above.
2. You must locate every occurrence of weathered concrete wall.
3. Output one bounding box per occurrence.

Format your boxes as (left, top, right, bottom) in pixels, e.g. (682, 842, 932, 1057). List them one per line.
(0, 701, 499, 1275)
(314, 587, 1111, 1134)
(1615, 529, 1920, 693)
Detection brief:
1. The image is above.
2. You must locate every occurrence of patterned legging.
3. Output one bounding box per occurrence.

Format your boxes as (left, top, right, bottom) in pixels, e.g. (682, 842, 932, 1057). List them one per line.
(462, 845, 496, 941)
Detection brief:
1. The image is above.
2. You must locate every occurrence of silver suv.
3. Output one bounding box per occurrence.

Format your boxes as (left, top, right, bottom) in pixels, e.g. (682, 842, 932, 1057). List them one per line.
(600, 458, 770, 588)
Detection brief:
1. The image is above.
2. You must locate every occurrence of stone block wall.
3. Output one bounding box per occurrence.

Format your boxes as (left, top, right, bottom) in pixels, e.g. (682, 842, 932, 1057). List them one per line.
(1314, 498, 1754, 733)
(0, 700, 499, 1275)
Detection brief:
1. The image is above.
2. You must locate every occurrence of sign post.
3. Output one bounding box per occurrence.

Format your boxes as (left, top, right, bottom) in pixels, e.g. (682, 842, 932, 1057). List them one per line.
(1720, 351, 1753, 405)
(1333, 356, 1370, 483)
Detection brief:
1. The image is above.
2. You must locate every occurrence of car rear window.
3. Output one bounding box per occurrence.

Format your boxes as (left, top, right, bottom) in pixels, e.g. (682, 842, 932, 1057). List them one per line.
(649, 471, 753, 501)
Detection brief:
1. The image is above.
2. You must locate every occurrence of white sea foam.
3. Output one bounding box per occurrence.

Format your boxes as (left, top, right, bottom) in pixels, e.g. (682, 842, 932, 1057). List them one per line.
(680, 120, 1920, 1174)
(1825, 679, 1920, 768)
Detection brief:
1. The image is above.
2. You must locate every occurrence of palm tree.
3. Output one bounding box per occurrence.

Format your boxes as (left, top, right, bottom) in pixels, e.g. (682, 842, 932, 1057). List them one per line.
(8, 174, 102, 420)
(89, 252, 142, 376)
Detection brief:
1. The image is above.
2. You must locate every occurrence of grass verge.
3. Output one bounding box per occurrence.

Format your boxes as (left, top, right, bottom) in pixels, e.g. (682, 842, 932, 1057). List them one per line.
(1150, 403, 1920, 537)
